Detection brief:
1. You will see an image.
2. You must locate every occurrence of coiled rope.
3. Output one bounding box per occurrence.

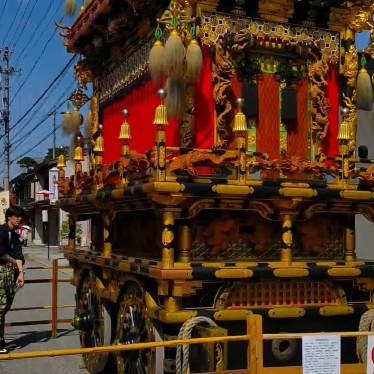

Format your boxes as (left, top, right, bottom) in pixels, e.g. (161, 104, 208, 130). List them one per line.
(357, 309, 374, 363)
(176, 316, 219, 374)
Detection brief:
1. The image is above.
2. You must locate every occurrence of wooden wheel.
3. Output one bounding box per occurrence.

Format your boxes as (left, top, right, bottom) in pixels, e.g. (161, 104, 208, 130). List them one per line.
(115, 283, 154, 374)
(76, 271, 112, 374)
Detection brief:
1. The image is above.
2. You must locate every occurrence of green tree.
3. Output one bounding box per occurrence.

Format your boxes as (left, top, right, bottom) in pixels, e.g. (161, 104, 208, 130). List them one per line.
(44, 146, 69, 162)
(17, 156, 37, 168)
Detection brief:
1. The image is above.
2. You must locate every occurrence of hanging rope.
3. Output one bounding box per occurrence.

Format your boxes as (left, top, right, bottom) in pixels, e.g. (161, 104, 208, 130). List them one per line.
(176, 316, 219, 374)
(357, 309, 374, 363)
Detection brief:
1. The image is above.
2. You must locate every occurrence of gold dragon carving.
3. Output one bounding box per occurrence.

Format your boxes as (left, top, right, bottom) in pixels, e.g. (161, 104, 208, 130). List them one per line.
(343, 44, 358, 88)
(211, 41, 235, 149)
(308, 54, 330, 150)
(179, 84, 195, 147)
(342, 91, 358, 153)
(211, 29, 254, 149)
(74, 60, 94, 90)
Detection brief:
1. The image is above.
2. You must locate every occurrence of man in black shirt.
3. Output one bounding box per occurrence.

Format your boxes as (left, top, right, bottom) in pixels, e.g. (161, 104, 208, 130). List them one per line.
(0, 206, 25, 353)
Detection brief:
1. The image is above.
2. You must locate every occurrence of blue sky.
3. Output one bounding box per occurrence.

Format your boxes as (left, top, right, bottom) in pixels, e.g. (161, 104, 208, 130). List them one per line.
(0, 0, 78, 179)
(0, 0, 371, 181)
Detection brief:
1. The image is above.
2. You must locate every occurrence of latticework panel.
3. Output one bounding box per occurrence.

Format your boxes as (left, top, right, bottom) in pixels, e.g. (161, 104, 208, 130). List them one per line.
(223, 281, 344, 308)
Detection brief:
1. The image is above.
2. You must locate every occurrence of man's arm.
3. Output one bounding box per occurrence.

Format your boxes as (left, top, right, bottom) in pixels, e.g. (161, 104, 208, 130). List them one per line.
(0, 253, 17, 268)
(0, 227, 16, 267)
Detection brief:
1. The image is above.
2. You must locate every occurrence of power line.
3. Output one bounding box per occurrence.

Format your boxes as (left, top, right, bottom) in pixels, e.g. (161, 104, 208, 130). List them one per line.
(9, 0, 35, 47)
(11, 17, 66, 105)
(11, 122, 63, 165)
(0, 0, 8, 24)
(11, 83, 74, 148)
(11, 0, 39, 49)
(11, 64, 74, 141)
(14, 0, 60, 65)
(10, 54, 77, 131)
(1, 1, 22, 46)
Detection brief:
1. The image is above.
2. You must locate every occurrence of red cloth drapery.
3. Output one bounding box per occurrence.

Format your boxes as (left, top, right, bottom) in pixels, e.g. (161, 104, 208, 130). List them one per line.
(102, 47, 215, 164)
(325, 63, 339, 157)
(102, 80, 179, 164)
(194, 46, 215, 149)
(257, 73, 280, 159)
(287, 78, 308, 157)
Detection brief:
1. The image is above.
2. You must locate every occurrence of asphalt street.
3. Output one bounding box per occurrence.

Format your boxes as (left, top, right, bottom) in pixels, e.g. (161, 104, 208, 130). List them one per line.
(0, 245, 90, 374)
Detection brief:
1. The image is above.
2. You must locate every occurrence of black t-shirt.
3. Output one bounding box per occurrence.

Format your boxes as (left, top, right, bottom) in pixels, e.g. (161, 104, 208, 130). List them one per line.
(0, 224, 24, 265)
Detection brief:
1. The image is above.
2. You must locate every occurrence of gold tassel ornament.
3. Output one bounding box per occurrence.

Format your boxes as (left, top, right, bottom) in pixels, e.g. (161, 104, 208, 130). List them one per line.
(233, 98, 247, 133)
(164, 30, 185, 77)
(71, 107, 82, 132)
(93, 135, 104, 153)
(165, 76, 186, 120)
(64, 0, 77, 17)
(356, 56, 373, 111)
(153, 89, 168, 126)
(186, 39, 203, 83)
(83, 0, 92, 7)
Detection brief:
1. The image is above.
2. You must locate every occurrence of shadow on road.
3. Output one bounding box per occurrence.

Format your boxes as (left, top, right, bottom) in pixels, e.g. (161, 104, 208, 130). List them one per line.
(5, 328, 78, 349)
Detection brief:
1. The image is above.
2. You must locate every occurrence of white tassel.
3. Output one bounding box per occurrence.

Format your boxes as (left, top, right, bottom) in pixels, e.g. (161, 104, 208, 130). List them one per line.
(64, 0, 76, 17)
(164, 30, 185, 77)
(356, 67, 374, 111)
(85, 111, 92, 139)
(165, 76, 186, 120)
(71, 107, 82, 132)
(186, 39, 203, 83)
(149, 40, 165, 86)
(62, 111, 72, 134)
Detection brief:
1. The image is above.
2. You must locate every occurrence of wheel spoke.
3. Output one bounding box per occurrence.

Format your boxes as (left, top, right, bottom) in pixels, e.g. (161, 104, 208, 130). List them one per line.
(116, 285, 154, 374)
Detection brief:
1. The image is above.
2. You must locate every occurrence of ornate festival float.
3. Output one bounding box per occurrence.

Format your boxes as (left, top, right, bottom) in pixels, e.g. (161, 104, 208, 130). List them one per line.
(56, 0, 374, 372)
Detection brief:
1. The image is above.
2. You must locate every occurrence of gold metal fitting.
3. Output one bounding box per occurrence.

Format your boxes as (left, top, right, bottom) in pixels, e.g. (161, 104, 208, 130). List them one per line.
(153, 89, 168, 126)
(337, 107, 351, 141)
(233, 98, 247, 132)
(93, 135, 104, 152)
(119, 109, 131, 140)
(57, 154, 66, 168)
(73, 146, 84, 162)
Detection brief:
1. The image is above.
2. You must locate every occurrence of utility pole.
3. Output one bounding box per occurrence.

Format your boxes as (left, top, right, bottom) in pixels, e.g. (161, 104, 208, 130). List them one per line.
(53, 111, 56, 159)
(0, 47, 20, 190)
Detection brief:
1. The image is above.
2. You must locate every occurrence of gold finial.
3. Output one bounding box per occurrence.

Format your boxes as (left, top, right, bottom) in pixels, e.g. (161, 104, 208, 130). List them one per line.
(337, 107, 351, 141)
(233, 98, 247, 132)
(73, 136, 84, 161)
(119, 109, 132, 140)
(153, 89, 168, 126)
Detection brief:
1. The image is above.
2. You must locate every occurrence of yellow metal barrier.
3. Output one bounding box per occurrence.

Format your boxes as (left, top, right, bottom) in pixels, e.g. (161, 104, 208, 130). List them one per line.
(0, 313, 369, 374)
(6, 259, 74, 339)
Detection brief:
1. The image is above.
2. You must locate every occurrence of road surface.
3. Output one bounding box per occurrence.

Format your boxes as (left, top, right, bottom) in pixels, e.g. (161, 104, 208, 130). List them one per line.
(0, 246, 90, 374)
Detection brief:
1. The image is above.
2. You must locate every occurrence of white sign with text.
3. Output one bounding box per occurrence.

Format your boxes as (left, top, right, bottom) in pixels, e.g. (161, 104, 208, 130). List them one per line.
(367, 335, 374, 374)
(0, 191, 10, 225)
(302, 335, 340, 374)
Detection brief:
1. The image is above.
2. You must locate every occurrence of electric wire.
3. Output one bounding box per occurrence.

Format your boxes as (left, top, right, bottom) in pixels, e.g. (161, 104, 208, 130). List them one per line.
(11, 83, 74, 147)
(11, 16, 67, 105)
(14, 0, 60, 64)
(8, 0, 35, 47)
(0, 0, 8, 25)
(1, 0, 23, 46)
(11, 122, 63, 165)
(10, 54, 77, 131)
(11, 0, 39, 49)
(11, 63, 74, 142)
